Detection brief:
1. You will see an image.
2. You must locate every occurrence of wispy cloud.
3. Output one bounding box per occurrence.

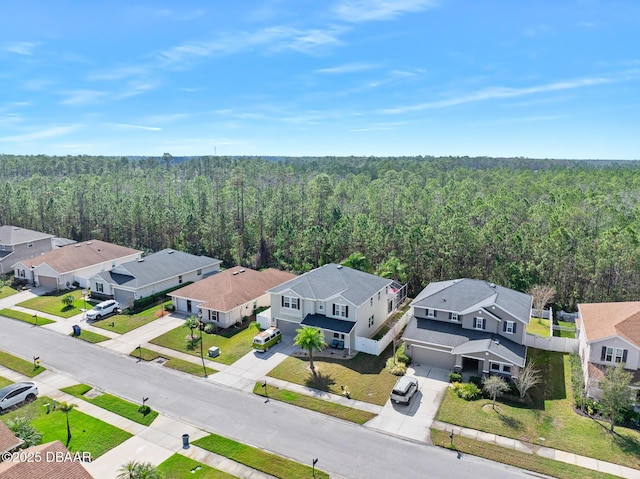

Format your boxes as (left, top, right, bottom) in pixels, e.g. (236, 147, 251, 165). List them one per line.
(109, 123, 162, 131)
(115, 81, 157, 99)
(2, 41, 38, 55)
(144, 113, 190, 124)
(524, 24, 550, 36)
(0, 125, 80, 143)
(381, 75, 616, 114)
(59, 90, 108, 105)
(480, 114, 571, 126)
(333, 0, 437, 22)
(316, 62, 377, 74)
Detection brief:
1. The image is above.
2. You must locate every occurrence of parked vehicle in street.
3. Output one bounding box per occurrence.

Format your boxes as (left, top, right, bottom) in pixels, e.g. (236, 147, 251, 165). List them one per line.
(0, 382, 38, 412)
(86, 299, 120, 320)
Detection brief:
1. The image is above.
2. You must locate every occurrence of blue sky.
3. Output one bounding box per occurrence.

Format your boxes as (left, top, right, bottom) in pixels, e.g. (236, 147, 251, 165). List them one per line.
(1, 0, 639, 159)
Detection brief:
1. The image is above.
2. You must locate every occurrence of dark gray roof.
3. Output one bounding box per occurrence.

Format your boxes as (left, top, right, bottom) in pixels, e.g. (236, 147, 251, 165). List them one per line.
(267, 263, 392, 306)
(403, 316, 526, 366)
(52, 237, 77, 248)
(301, 314, 356, 333)
(411, 278, 532, 323)
(0, 225, 53, 245)
(95, 249, 221, 289)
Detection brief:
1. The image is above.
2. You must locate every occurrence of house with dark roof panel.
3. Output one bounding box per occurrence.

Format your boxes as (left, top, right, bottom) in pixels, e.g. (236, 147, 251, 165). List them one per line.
(169, 266, 296, 328)
(89, 249, 222, 308)
(402, 279, 532, 378)
(13, 240, 142, 290)
(577, 302, 640, 409)
(0, 225, 54, 275)
(266, 263, 405, 354)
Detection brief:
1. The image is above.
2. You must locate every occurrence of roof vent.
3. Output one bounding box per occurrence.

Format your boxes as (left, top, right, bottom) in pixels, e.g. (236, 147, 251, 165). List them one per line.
(137, 258, 144, 262)
(490, 283, 496, 288)
(493, 339, 500, 345)
(442, 298, 446, 302)
(75, 244, 82, 247)
(336, 265, 343, 269)
(239, 269, 245, 273)
(167, 250, 174, 254)
(87, 241, 92, 245)
(233, 271, 239, 275)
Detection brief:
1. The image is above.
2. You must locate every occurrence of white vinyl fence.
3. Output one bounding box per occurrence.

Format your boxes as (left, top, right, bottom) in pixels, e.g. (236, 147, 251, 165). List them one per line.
(355, 310, 411, 356)
(525, 333, 579, 353)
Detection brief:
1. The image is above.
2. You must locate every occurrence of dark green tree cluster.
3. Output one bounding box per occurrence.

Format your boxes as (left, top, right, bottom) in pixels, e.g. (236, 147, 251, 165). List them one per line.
(1, 154, 640, 309)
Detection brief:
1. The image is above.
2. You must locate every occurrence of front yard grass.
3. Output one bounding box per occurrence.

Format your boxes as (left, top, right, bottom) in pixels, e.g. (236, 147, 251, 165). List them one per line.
(129, 347, 216, 377)
(92, 301, 170, 334)
(149, 320, 258, 365)
(431, 429, 619, 479)
(267, 345, 398, 406)
(158, 454, 237, 479)
(0, 308, 55, 326)
(435, 349, 640, 470)
(0, 350, 45, 377)
(0, 375, 12, 388)
(252, 382, 376, 424)
(17, 289, 86, 318)
(0, 285, 18, 299)
(68, 330, 111, 343)
(194, 433, 330, 479)
(1, 396, 132, 458)
(61, 384, 158, 426)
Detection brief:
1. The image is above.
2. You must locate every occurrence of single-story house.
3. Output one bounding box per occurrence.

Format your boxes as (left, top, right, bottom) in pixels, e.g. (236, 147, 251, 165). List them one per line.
(0, 225, 54, 275)
(403, 279, 532, 378)
(577, 302, 640, 408)
(266, 263, 405, 354)
(0, 440, 95, 479)
(89, 248, 222, 308)
(13, 240, 142, 290)
(169, 266, 296, 329)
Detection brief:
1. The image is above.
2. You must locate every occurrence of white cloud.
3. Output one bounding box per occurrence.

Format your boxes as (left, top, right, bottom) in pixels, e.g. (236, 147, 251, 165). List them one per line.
(0, 125, 79, 143)
(2, 41, 38, 55)
(115, 82, 157, 99)
(109, 123, 162, 131)
(316, 62, 377, 74)
(59, 90, 108, 105)
(333, 0, 436, 22)
(144, 113, 190, 124)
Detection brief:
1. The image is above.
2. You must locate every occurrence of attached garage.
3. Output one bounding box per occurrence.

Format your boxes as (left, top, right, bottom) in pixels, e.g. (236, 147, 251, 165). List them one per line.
(407, 344, 455, 370)
(37, 275, 59, 291)
(114, 289, 135, 309)
(276, 318, 301, 338)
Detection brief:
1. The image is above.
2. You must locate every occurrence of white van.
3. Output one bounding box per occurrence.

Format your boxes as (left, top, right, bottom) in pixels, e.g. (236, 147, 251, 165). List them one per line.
(252, 327, 282, 352)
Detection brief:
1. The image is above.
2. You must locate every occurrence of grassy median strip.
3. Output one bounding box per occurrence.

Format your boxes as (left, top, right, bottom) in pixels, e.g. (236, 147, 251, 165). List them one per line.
(0, 350, 45, 377)
(430, 429, 619, 479)
(68, 329, 111, 343)
(129, 347, 216, 377)
(194, 433, 330, 479)
(0, 308, 55, 325)
(253, 382, 376, 425)
(61, 384, 159, 426)
(158, 453, 237, 479)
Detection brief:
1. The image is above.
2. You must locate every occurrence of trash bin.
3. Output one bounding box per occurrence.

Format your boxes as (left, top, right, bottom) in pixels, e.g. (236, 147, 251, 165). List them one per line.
(182, 434, 190, 449)
(72, 324, 81, 336)
(207, 346, 220, 358)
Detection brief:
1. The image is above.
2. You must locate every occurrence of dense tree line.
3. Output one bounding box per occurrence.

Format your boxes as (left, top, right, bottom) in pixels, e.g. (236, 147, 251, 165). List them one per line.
(1, 154, 639, 309)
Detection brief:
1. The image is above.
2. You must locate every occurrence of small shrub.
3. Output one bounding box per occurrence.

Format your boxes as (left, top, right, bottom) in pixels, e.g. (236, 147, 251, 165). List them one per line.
(449, 372, 462, 383)
(164, 304, 175, 312)
(469, 376, 483, 388)
(385, 357, 407, 376)
(395, 342, 411, 365)
(455, 383, 481, 401)
(204, 322, 216, 334)
(62, 293, 74, 308)
(137, 405, 151, 416)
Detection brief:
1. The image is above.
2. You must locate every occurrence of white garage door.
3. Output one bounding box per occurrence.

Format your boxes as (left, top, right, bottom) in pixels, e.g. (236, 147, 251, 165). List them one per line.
(408, 344, 455, 370)
(37, 275, 58, 291)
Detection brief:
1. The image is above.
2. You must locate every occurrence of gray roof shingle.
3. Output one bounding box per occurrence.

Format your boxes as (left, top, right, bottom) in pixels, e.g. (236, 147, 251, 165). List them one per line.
(0, 225, 53, 245)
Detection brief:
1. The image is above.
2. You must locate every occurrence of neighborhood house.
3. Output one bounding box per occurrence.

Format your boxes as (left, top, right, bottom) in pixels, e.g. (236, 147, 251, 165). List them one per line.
(0, 225, 54, 275)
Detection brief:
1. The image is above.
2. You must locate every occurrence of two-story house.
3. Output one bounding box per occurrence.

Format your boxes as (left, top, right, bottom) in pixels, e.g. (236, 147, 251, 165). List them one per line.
(0, 225, 54, 275)
(403, 279, 532, 378)
(577, 302, 640, 408)
(266, 263, 402, 354)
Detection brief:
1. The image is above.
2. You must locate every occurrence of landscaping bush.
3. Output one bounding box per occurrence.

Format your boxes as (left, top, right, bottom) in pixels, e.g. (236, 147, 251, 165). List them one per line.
(469, 376, 483, 388)
(395, 342, 411, 365)
(452, 382, 482, 400)
(204, 322, 216, 334)
(254, 305, 269, 315)
(449, 372, 462, 383)
(164, 304, 175, 312)
(133, 282, 193, 310)
(386, 357, 407, 376)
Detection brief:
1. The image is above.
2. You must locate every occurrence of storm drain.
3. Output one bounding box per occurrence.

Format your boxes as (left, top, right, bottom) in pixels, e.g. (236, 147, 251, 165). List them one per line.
(155, 357, 168, 365)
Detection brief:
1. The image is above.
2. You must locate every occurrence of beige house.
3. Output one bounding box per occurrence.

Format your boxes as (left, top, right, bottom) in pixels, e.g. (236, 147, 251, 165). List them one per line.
(13, 240, 141, 290)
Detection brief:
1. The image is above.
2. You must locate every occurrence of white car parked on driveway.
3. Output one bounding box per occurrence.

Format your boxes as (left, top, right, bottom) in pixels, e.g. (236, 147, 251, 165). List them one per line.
(0, 382, 38, 412)
(86, 299, 120, 320)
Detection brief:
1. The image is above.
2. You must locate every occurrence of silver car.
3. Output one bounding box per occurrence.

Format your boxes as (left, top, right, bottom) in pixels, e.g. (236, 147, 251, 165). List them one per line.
(0, 382, 39, 412)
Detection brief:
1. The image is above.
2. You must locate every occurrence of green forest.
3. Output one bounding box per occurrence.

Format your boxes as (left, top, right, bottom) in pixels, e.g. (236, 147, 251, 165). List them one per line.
(1, 154, 639, 310)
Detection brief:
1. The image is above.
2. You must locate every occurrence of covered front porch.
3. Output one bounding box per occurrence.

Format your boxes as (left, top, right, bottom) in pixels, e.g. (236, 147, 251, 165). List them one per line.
(299, 313, 356, 355)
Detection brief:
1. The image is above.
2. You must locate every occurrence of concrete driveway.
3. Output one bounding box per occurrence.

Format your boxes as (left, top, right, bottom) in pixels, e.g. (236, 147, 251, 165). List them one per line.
(365, 364, 450, 444)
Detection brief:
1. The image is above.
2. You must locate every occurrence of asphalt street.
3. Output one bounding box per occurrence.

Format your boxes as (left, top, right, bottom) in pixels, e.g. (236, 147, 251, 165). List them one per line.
(0, 316, 540, 479)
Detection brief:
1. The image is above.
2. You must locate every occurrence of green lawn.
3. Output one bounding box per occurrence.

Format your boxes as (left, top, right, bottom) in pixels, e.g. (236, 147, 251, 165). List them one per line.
(267, 345, 398, 406)
(68, 330, 111, 343)
(1, 396, 132, 458)
(435, 349, 640, 470)
(61, 384, 159, 426)
(149, 320, 259, 365)
(158, 454, 238, 479)
(0, 285, 18, 299)
(92, 301, 170, 334)
(253, 382, 376, 424)
(194, 433, 329, 479)
(17, 289, 86, 318)
(526, 318, 551, 336)
(0, 375, 12, 388)
(0, 308, 55, 326)
(431, 429, 620, 479)
(0, 350, 45, 377)
(129, 347, 216, 377)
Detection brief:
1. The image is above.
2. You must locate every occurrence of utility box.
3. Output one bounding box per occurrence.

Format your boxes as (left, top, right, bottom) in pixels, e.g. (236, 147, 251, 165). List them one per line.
(207, 346, 220, 358)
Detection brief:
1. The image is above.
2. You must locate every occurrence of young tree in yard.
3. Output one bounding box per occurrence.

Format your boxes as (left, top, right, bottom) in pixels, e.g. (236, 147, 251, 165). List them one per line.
(62, 293, 74, 309)
(527, 285, 555, 323)
(184, 315, 200, 341)
(599, 363, 635, 432)
(482, 375, 510, 410)
(117, 460, 163, 479)
(569, 353, 587, 413)
(514, 360, 541, 400)
(57, 401, 78, 446)
(294, 326, 327, 375)
(7, 416, 42, 448)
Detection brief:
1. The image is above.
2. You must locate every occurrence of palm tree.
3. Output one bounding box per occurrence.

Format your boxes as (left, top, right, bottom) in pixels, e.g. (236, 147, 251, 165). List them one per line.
(117, 460, 163, 479)
(184, 315, 200, 340)
(7, 416, 42, 448)
(294, 326, 327, 375)
(57, 401, 78, 446)
(341, 252, 371, 272)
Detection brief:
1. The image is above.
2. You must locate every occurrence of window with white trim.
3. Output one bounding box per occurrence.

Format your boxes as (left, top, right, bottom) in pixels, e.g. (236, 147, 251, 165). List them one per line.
(368, 315, 374, 327)
(197, 269, 202, 276)
(504, 321, 515, 334)
(378, 291, 381, 301)
(210, 310, 219, 321)
(282, 296, 300, 310)
(426, 308, 437, 318)
(473, 317, 486, 330)
(334, 304, 348, 318)
(449, 312, 459, 322)
(490, 362, 512, 374)
(604, 347, 626, 363)
(27, 242, 33, 248)
(370, 297, 373, 306)
(96, 282, 104, 293)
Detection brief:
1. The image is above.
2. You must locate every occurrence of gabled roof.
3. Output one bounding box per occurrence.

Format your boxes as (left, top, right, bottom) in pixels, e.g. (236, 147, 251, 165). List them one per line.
(267, 263, 392, 306)
(0, 421, 23, 454)
(18, 240, 141, 274)
(578, 301, 640, 346)
(411, 278, 532, 324)
(170, 266, 296, 312)
(94, 249, 221, 289)
(0, 440, 95, 479)
(0, 225, 53, 246)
